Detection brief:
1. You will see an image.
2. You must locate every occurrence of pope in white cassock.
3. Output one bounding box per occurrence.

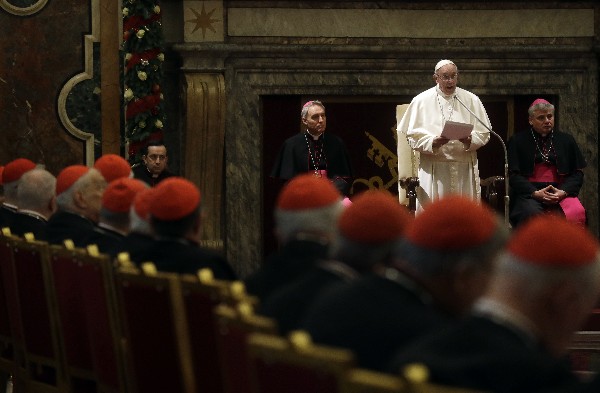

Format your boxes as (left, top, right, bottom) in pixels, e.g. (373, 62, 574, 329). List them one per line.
(397, 59, 491, 213)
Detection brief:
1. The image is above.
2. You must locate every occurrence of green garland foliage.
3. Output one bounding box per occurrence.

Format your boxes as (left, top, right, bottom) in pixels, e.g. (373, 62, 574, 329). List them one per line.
(122, 0, 166, 163)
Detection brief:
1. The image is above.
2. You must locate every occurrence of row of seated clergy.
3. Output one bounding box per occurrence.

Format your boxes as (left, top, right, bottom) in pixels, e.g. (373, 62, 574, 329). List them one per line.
(384, 215, 600, 393)
(43, 167, 237, 280)
(247, 169, 600, 392)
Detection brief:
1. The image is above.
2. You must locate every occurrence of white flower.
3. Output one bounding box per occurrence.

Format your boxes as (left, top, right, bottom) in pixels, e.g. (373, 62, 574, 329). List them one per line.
(157, 53, 165, 62)
(137, 71, 147, 81)
(136, 29, 145, 39)
(122, 7, 129, 17)
(154, 5, 161, 14)
(124, 88, 134, 100)
(93, 87, 101, 95)
(155, 119, 163, 129)
(125, 53, 132, 61)
(139, 121, 146, 128)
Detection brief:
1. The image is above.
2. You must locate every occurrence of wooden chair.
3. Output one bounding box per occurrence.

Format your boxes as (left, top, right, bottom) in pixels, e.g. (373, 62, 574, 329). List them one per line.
(78, 245, 127, 393)
(214, 301, 278, 393)
(114, 261, 196, 393)
(47, 242, 127, 393)
(46, 241, 96, 392)
(246, 330, 356, 393)
(341, 368, 406, 393)
(9, 234, 69, 392)
(0, 228, 25, 391)
(179, 268, 231, 393)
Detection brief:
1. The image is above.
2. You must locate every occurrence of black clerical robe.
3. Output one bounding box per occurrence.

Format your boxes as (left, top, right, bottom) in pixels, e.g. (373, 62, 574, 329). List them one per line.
(270, 132, 353, 195)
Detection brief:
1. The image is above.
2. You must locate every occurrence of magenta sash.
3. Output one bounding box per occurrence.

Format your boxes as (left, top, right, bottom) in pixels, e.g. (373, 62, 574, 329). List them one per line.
(528, 163, 585, 225)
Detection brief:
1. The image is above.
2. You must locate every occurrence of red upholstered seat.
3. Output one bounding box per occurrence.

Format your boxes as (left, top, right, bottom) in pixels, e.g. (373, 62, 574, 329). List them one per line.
(214, 302, 278, 393)
(114, 263, 196, 393)
(9, 235, 69, 391)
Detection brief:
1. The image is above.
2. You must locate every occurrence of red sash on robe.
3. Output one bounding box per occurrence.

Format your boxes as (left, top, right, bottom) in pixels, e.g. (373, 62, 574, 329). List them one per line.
(528, 163, 585, 225)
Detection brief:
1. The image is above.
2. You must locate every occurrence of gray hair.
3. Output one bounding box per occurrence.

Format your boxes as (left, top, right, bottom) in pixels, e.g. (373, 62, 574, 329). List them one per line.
(17, 168, 56, 211)
(495, 251, 600, 298)
(56, 168, 104, 212)
(528, 102, 555, 118)
(331, 235, 402, 273)
(393, 222, 509, 277)
(275, 201, 343, 244)
(301, 100, 325, 120)
(129, 208, 152, 235)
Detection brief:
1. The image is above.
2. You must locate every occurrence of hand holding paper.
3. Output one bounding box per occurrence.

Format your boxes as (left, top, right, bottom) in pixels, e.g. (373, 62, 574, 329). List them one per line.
(441, 121, 474, 140)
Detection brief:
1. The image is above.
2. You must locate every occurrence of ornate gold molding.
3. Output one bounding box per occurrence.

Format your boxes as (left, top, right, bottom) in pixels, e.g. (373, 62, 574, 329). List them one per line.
(183, 73, 226, 251)
(0, 0, 48, 16)
(56, 0, 99, 166)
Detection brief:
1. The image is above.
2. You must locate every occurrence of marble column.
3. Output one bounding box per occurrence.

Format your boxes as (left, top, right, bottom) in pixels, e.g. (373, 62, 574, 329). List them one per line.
(182, 73, 226, 253)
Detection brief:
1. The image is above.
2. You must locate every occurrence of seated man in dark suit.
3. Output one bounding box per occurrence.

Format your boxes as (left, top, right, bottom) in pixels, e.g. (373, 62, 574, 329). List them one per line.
(136, 177, 237, 280)
(508, 98, 586, 227)
(301, 195, 508, 371)
(84, 177, 147, 254)
(0, 158, 37, 229)
(108, 187, 156, 260)
(46, 165, 107, 247)
(132, 140, 175, 187)
(11, 168, 57, 240)
(388, 215, 600, 393)
(244, 173, 344, 302)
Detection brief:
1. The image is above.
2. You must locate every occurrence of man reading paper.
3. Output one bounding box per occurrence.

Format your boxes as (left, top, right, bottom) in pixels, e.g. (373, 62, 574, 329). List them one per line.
(397, 60, 491, 213)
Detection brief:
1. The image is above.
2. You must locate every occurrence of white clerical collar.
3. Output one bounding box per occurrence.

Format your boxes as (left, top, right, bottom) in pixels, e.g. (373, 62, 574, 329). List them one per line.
(17, 209, 48, 222)
(306, 130, 324, 140)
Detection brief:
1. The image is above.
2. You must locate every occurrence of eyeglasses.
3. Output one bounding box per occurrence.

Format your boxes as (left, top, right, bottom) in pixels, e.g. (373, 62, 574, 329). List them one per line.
(436, 73, 458, 82)
(147, 154, 166, 161)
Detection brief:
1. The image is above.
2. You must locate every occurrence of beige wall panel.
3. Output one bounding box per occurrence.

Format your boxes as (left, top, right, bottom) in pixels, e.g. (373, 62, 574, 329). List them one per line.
(228, 8, 594, 38)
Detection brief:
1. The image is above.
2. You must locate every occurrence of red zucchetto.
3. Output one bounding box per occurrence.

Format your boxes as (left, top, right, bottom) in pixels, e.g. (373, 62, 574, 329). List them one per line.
(508, 215, 599, 267)
(338, 189, 412, 244)
(56, 165, 90, 196)
(276, 173, 341, 211)
(102, 178, 147, 213)
(405, 195, 499, 251)
(2, 158, 36, 184)
(133, 187, 156, 220)
(94, 154, 133, 183)
(150, 177, 201, 221)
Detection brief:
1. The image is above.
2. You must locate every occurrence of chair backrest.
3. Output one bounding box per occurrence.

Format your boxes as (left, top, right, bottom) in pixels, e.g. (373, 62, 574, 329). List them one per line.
(78, 245, 127, 393)
(47, 241, 95, 387)
(214, 301, 278, 393)
(246, 330, 356, 393)
(114, 263, 196, 393)
(9, 234, 68, 391)
(0, 228, 25, 384)
(341, 368, 406, 393)
(179, 268, 231, 393)
(47, 242, 127, 393)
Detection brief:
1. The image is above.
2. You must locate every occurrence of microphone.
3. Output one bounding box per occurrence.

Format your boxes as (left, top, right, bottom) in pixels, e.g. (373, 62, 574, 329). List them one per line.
(454, 94, 510, 227)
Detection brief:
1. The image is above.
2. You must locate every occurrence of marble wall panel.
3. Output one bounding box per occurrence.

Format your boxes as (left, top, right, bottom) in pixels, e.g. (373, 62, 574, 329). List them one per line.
(0, 0, 90, 174)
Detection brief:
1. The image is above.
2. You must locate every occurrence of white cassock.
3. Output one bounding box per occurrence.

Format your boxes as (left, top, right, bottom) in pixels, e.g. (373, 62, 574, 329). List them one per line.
(397, 85, 491, 212)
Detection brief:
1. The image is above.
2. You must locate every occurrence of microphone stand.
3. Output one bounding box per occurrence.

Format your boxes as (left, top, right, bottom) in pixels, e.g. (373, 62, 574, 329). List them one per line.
(455, 95, 510, 227)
